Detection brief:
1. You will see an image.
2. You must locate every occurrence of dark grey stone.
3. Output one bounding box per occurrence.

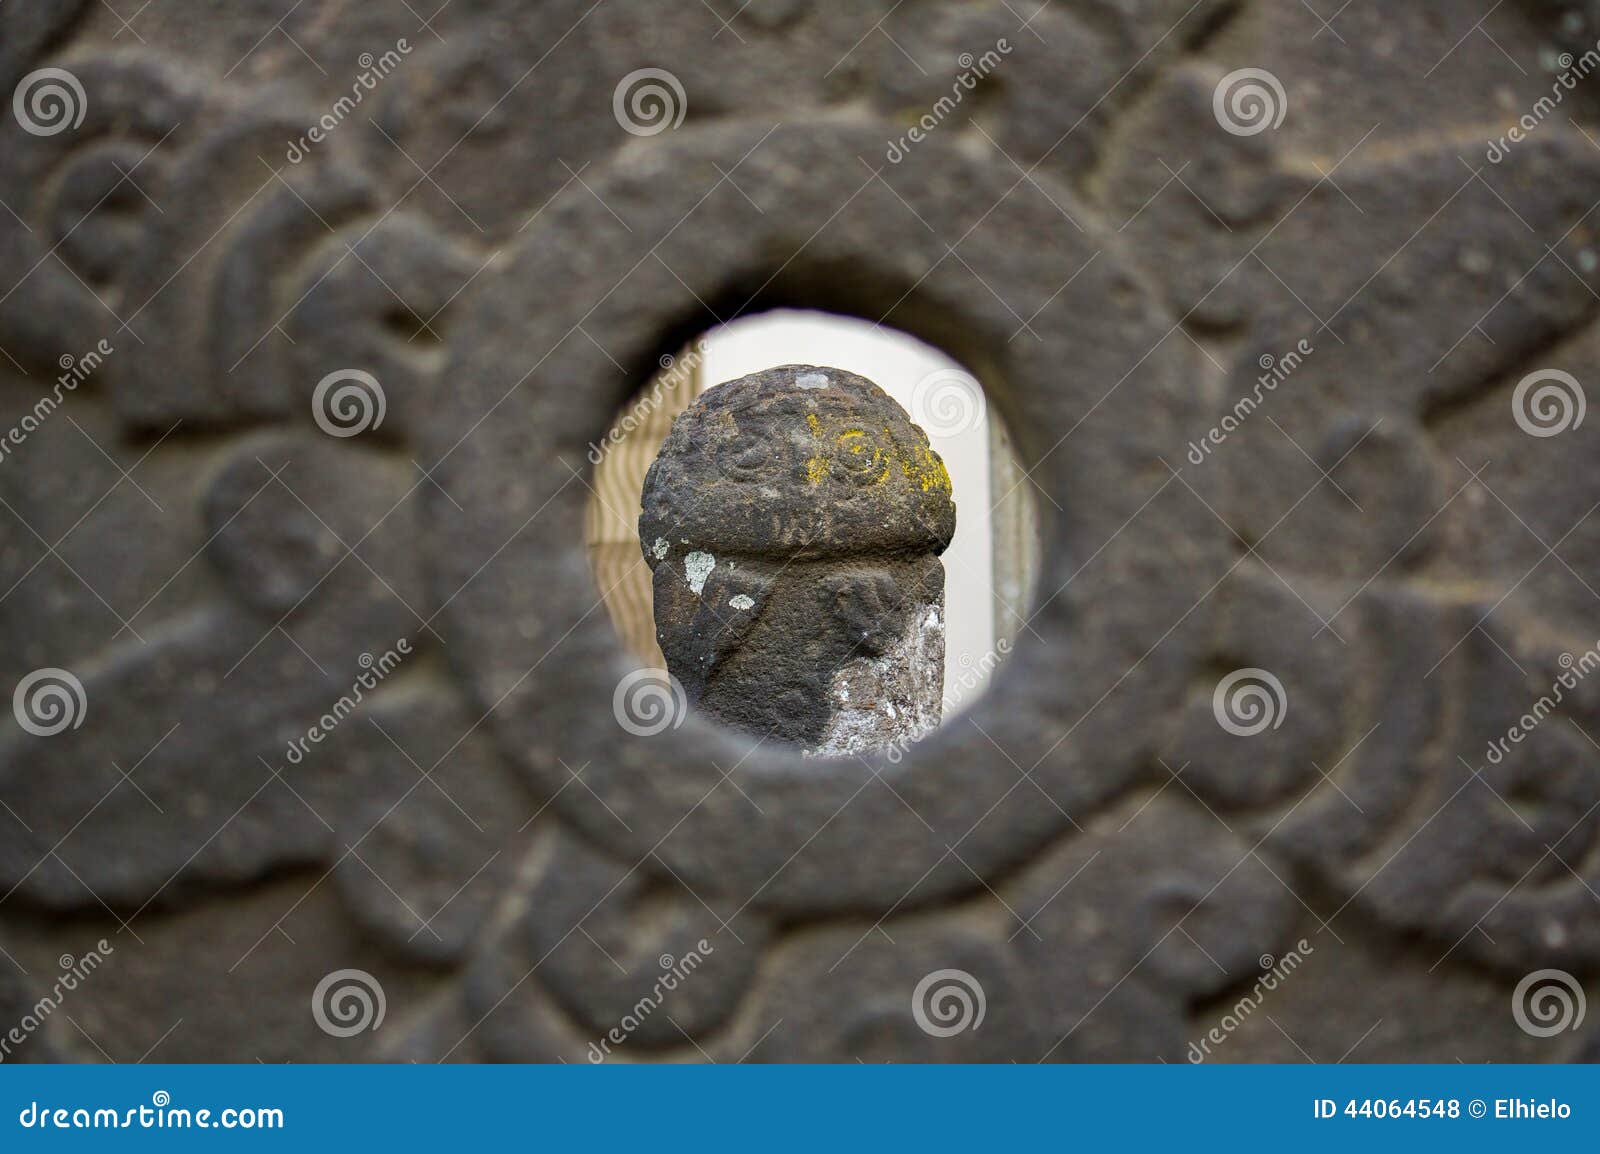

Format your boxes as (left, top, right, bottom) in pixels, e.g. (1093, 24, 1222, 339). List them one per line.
(0, 0, 1596, 1064)
(640, 364, 953, 753)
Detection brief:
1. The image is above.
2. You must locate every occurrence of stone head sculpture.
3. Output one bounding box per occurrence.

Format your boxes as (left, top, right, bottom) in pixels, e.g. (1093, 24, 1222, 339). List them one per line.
(640, 364, 956, 755)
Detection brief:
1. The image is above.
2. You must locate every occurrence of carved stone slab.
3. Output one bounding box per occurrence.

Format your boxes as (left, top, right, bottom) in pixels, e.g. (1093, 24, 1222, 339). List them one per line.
(0, 0, 1597, 1063)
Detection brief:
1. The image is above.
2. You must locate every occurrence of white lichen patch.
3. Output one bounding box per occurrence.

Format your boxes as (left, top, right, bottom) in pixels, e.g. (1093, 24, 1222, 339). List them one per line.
(807, 592, 947, 758)
(683, 550, 715, 595)
(729, 593, 755, 611)
(795, 371, 830, 389)
(652, 537, 669, 560)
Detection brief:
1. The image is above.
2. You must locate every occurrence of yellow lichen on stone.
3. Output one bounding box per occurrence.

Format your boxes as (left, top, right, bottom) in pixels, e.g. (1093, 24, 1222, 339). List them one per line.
(805, 412, 829, 484)
(838, 429, 892, 484)
(802, 413, 949, 492)
(917, 448, 952, 493)
(890, 425, 953, 493)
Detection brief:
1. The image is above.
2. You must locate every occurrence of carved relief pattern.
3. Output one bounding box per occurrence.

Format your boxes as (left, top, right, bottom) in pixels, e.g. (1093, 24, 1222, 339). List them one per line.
(0, 0, 1597, 1062)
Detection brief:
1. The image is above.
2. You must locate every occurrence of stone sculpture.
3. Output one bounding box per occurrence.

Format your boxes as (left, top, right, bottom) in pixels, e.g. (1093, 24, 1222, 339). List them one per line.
(639, 365, 955, 755)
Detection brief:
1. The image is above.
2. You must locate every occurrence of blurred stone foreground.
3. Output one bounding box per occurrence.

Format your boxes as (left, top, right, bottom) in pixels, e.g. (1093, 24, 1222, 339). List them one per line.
(1, 0, 1599, 1063)
(640, 365, 955, 756)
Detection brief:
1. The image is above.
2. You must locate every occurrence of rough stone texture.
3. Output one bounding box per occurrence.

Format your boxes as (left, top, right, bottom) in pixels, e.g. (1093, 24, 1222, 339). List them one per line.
(0, 0, 1597, 1064)
(639, 365, 953, 754)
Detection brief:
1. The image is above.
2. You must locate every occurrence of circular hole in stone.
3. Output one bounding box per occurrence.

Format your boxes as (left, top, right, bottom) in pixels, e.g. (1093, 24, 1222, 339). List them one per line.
(585, 309, 1036, 755)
